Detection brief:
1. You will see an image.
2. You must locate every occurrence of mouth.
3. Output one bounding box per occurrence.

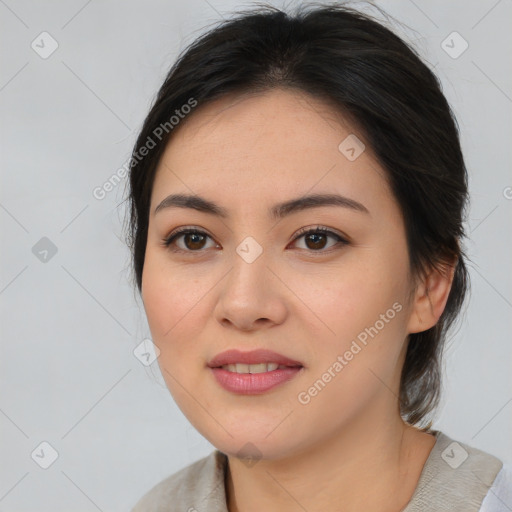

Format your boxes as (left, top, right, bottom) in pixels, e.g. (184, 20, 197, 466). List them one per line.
(207, 348, 304, 368)
(207, 349, 304, 394)
(217, 362, 298, 373)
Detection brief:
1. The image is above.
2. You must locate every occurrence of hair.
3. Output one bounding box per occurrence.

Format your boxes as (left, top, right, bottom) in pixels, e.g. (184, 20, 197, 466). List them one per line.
(125, 1, 470, 428)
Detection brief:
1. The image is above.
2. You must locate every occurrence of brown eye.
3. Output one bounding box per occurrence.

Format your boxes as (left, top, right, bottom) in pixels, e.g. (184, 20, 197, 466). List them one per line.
(292, 227, 348, 252)
(163, 229, 217, 252)
(181, 232, 208, 250)
(303, 232, 329, 250)
(163, 226, 348, 254)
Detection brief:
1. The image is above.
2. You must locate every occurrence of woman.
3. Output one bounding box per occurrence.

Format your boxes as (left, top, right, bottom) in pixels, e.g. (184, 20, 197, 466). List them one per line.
(126, 3, 511, 511)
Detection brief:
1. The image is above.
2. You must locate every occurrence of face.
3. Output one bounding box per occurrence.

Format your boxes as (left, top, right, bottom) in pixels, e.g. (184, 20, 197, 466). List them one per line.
(141, 88, 419, 460)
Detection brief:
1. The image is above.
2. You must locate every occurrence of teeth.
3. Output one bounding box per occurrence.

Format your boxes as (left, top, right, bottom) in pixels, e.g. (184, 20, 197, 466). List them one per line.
(221, 362, 284, 373)
(236, 363, 250, 373)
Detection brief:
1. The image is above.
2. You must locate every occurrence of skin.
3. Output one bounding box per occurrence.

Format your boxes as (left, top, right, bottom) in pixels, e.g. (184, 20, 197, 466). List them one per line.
(141, 88, 455, 512)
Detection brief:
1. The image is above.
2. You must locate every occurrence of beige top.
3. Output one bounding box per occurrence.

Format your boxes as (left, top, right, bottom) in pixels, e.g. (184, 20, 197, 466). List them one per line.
(131, 430, 506, 511)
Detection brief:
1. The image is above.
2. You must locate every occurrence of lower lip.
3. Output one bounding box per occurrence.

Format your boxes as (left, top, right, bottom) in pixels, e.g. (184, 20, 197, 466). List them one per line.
(210, 367, 303, 394)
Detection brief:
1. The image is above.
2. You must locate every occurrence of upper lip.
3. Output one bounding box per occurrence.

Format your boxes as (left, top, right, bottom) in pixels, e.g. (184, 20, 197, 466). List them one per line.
(207, 349, 303, 368)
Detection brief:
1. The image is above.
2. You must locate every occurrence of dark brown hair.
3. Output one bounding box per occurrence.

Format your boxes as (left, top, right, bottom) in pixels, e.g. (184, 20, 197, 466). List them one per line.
(125, 2, 470, 428)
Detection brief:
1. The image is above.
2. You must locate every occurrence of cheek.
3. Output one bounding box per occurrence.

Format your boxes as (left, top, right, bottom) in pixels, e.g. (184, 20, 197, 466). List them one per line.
(141, 256, 212, 409)
(292, 277, 407, 433)
(141, 252, 212, 369)
(295, 258, 407, 344)
(142, 250, 204, 335)
(294, 249, 410, 392)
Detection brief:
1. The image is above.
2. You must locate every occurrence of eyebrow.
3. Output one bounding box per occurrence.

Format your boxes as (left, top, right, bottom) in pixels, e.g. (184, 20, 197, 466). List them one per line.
(154, 192, 370, 219)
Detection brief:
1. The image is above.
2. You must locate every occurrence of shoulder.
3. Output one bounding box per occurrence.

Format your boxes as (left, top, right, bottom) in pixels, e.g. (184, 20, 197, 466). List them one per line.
(479, 462, 512, 512)
(405, 430, 506, 512)
(130, 450, 228, 512)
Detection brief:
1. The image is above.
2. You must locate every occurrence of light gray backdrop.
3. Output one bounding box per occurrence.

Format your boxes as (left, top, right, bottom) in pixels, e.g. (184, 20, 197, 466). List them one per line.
(1, 0, 511, 510)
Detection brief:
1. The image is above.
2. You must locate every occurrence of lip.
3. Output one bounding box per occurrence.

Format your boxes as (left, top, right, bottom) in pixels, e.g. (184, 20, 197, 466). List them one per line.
(207, 349, 303, 368)
(207, 349, 304, 395)
(210, 367, 303, 394)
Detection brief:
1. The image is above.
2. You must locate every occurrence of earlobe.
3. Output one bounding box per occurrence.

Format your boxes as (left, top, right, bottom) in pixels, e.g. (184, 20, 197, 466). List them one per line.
(407, 261, 456, 334)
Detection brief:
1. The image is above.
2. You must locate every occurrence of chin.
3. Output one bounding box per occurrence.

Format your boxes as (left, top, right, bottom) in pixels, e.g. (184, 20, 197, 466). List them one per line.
(199, 422, 304, 462)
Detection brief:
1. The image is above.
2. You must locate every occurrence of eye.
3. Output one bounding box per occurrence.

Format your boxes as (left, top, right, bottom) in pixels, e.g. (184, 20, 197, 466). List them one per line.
(290, 226, 349, 252)
(162, 227, 217, 253)
(162, 225, 349, 253)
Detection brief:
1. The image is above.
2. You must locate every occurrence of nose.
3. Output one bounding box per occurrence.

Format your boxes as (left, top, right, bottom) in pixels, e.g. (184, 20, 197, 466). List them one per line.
(214, 244, 288, 332)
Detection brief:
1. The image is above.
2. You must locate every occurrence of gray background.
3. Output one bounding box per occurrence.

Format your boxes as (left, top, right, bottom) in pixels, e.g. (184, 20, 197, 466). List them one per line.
(1, 0, 511, 510)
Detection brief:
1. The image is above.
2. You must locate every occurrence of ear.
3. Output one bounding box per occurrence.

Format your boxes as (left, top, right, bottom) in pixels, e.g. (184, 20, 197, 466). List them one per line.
(407, 260, 457, 334)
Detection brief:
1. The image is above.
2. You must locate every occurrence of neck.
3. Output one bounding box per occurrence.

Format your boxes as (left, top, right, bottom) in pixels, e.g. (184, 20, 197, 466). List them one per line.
(225, 406, 436, 512)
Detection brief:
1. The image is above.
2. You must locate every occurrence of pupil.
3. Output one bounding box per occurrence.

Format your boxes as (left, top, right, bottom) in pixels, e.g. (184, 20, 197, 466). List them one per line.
(187, 233, 204, 249)
(183, 233, 328, 251)
(307, 233, 326, 250)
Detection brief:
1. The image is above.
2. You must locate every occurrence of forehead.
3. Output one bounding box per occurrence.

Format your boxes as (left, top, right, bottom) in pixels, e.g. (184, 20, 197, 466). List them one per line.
(150, 88, 393, 217)
(165, 88, 363, 158)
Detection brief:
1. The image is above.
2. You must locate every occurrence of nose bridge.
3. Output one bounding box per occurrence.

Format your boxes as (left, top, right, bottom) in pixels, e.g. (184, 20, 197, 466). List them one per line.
(235, 234, 266, 266)
(215, 232, 286, 328)
(227, 233, 269, 295)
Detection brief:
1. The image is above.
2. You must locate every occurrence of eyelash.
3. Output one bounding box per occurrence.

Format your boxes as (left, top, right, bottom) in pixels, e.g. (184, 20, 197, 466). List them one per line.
(161, 225, 349, 255)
